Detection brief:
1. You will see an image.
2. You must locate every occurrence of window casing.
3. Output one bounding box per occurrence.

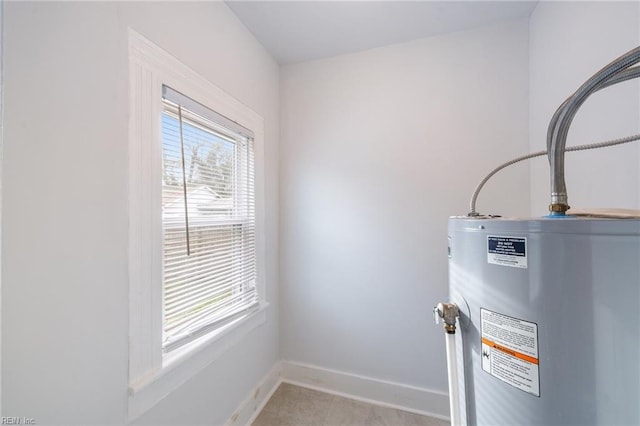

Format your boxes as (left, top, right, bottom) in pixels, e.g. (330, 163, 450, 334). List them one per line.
(128, 29, 267, 421)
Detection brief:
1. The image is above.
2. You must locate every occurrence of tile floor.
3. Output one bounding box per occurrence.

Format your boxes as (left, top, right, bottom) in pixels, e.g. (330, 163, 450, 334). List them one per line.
(252, 383, 450, 426)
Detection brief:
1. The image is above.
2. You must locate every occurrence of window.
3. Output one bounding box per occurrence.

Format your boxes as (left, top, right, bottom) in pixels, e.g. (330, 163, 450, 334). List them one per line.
(128, 30, 266, 420)
(160, 86, 258, 352)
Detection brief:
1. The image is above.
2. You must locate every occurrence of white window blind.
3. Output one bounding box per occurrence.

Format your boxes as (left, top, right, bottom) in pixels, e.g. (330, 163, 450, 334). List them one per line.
(161, 86, 258, 352)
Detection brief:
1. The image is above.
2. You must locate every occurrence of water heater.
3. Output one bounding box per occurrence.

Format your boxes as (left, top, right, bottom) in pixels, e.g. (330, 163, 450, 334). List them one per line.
(435, 45, 640, 425)
(448, 216, 640, 425)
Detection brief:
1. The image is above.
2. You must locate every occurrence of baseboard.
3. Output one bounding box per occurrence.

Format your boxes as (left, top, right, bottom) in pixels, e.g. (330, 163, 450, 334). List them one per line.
(226, 362, 283, 426)
(280, 360, 450, 421)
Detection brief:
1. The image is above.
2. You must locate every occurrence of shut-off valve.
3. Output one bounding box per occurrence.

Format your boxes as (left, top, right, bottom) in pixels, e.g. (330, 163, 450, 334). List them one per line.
(433, 302, 460, 334)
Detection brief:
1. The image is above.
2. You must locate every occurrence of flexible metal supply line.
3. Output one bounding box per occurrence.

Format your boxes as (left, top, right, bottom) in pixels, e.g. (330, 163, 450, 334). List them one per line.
(468, 133, 640, 216)
(546, 66, 640, 156)
(547, 46, 640, 213)
(468, 60, 640, 216)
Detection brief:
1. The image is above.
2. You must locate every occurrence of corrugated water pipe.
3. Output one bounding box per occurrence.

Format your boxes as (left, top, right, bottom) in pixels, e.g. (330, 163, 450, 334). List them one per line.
(468, 47, 640, 217)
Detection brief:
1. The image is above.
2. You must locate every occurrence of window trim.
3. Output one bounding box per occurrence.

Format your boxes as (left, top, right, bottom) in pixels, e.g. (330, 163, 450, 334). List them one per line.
(127, 29, 267, 421)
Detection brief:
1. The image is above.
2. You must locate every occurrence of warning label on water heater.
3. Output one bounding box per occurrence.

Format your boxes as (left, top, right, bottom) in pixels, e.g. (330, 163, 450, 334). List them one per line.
(487, 236, 527, 268)
(480, 308, 540, 397)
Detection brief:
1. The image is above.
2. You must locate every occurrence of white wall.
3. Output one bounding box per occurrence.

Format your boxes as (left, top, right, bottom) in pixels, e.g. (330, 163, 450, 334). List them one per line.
(279, 20, 530, 396)
(2, 2, 279, 425)
(529, 1, 640, 214)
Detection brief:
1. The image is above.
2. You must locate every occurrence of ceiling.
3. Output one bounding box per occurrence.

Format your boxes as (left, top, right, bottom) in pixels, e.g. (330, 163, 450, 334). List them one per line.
(226, 1, 539, 65)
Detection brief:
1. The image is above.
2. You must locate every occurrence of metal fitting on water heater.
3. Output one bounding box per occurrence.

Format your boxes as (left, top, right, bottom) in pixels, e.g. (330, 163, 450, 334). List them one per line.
(549, 192, 570, 214)
(434, 302, 460, 334)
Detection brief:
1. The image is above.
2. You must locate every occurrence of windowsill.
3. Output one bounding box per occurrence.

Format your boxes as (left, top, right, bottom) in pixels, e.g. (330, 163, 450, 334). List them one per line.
(127, 303, 269, 422)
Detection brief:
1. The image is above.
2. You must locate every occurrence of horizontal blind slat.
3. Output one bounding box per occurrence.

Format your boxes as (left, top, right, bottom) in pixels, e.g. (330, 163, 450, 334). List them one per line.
(164, 263, 257, 310)
(165, 281, 256, 322)
(165, 291, 258, 337)
(163, 299, 260, 352)
(164, 257, 256, 292)
(163, 237, 255, 273)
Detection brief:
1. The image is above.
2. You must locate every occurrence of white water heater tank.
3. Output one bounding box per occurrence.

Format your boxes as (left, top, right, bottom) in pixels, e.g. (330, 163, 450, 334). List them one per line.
(448, 216, 640, 425)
